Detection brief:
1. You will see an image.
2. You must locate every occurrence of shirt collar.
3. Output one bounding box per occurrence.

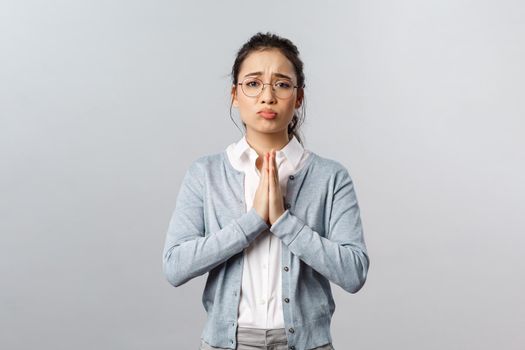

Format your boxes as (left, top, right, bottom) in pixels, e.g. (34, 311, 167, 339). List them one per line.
(231, 134, 304, 171)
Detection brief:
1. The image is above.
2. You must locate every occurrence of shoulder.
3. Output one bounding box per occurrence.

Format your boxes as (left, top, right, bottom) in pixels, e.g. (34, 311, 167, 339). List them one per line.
(187, 151, 224, 171)
(309, 151, 353, 180)
(178, 152, 223, 192)
(182, 150, 243, 193)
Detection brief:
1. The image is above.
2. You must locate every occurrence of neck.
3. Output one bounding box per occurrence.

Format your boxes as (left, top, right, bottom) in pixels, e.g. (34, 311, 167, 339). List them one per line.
(245, 129, 291, 157)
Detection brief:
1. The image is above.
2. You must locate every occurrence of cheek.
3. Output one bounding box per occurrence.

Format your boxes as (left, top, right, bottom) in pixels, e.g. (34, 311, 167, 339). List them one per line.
(284, 101, 297, 115)
(237, 95, 253, 110)
(238, 103, 254, 117)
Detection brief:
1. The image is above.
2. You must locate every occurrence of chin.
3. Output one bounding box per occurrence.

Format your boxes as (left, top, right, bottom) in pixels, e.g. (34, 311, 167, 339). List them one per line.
(258, 125, 288, 135)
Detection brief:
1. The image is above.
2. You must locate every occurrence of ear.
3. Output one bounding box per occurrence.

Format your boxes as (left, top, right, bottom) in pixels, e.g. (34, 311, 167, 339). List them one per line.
(295, 88, 304, 109)
(231, 85, 239, 107)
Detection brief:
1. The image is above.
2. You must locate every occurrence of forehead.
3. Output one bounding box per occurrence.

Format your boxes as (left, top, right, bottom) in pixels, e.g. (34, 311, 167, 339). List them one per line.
(239, 49, 296, 79)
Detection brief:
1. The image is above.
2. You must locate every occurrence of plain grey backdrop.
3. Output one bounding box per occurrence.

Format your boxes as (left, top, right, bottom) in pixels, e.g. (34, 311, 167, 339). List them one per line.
(1, 1, 524, 349)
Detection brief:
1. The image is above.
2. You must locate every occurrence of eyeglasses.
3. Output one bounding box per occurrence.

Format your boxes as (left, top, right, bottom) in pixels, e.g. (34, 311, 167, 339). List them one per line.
(237, 77, 303, 99)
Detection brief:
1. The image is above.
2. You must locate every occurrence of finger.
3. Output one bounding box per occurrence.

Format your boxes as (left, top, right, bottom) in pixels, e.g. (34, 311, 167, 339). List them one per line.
(273, 150, 278, 184)
(270, 149, 275, 188)
(269, 149, 274, 194)
(257, 154, 264, 189)
(263, 152, 269, 187)
(274, 151, 282, 200)
(268, 150, 271, 177)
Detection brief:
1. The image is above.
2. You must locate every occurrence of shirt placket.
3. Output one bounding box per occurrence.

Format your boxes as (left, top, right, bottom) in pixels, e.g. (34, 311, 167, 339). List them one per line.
(270, 154, 287, 327)
(264, 232, 270, 327)
(247, 150, 268, 323)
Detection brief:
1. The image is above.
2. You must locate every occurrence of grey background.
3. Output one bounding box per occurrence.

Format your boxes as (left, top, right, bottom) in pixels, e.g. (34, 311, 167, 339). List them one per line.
(1, 1, 524, 349)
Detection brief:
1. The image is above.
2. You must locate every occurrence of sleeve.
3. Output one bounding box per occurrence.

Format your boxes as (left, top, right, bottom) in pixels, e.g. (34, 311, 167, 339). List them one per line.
(162, 160, 270, 287)
(269, 167, 370, 293)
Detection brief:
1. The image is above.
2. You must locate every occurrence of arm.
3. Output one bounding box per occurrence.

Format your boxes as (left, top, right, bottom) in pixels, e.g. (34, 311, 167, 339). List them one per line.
(270, 167, 369, 293)
(162, 161, 269, 287)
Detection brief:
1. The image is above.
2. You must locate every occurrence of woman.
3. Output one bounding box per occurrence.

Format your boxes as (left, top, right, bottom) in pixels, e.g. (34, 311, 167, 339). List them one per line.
(162, 32, 370, 350)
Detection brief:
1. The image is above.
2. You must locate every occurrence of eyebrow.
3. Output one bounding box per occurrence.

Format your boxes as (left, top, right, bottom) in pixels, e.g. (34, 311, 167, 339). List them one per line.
(243, 71, 294, 80)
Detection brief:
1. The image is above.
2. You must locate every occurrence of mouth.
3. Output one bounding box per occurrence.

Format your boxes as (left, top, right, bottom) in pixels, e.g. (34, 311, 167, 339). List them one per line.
(258, 111, 277, 120)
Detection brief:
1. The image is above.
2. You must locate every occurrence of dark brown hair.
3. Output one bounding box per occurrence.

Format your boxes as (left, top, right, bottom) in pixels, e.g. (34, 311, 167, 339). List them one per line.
(229, 32, 307, 145)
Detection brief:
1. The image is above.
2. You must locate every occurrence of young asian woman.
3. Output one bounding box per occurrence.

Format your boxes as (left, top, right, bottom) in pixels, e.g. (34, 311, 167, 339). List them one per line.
(162, 32, 370, 350)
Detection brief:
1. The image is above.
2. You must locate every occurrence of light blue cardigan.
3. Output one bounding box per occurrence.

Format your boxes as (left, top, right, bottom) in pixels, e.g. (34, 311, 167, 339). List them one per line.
(162, 149, 369, 350)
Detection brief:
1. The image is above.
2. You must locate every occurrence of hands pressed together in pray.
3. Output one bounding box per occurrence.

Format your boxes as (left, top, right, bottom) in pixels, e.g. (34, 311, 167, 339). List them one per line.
(252, 149, 286, 227)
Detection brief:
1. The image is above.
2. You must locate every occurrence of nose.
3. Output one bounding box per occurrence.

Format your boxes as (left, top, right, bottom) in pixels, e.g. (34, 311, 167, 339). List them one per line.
(259, 83, 277, 104)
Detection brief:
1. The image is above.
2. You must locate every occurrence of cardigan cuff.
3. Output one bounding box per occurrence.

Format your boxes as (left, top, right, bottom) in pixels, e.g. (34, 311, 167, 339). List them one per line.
(236, 207, 270, 243)
(270, 210, 306, 245)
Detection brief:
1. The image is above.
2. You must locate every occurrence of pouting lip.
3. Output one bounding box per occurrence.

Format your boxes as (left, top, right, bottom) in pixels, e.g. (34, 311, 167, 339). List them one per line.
(258, 108, 277, 114)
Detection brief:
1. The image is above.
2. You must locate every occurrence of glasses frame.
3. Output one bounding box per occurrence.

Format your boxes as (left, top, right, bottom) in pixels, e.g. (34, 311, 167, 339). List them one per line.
(237, 77, 304, 99)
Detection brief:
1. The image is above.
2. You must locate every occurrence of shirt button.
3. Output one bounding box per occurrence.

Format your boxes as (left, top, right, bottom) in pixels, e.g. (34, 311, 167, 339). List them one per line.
(285, 203, 291, 209)
(288, 327, 295, 333)
(289, 175, 295, 180)
(284, 297, 290, 303)
(283, 266, 289, 272)
(289, 347, 295, 350)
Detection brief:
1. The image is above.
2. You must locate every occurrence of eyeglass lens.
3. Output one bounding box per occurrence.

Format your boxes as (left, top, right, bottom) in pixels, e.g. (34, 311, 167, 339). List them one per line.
(241, 78, 295, 98)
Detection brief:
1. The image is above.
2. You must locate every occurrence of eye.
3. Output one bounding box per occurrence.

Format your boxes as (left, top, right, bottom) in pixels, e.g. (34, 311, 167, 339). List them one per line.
(276, 80, 292, 89)
(245, 79, 261, 88)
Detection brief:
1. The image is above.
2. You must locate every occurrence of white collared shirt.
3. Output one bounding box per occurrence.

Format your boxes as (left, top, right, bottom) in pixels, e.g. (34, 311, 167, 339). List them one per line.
(225, 134, 311, 329)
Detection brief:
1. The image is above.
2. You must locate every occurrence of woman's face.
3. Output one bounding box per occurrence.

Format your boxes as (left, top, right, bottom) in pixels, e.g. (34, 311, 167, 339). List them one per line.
(231, 48, 303, 136)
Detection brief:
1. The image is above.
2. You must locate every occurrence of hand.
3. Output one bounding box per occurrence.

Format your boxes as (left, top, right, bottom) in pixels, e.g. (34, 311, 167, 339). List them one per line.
(268, 149, 286, 225)
(252, 151, 270, 225)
